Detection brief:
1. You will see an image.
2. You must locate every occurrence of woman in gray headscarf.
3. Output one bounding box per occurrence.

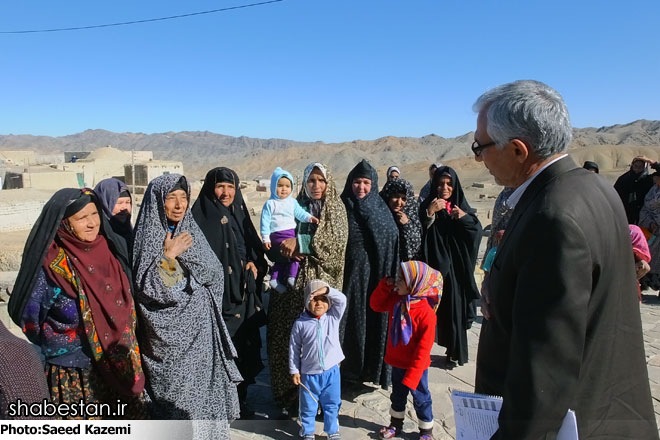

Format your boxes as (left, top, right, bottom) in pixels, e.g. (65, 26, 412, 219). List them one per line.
(94, 178, 134, 254)
(132, 174, 241, 438)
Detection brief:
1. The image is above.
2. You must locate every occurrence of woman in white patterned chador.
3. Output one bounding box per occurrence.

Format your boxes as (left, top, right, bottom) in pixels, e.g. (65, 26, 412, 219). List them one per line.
(132, 174, 241, 438)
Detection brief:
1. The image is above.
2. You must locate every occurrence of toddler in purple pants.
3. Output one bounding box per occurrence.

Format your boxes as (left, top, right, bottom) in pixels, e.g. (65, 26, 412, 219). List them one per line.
(261, 167, 318, 292)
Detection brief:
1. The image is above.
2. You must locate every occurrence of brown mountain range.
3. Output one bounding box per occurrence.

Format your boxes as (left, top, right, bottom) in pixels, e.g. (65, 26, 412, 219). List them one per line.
(1, 119, 658, 180)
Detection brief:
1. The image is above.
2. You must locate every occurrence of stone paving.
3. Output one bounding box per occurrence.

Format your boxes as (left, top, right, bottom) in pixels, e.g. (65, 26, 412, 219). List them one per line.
(2, 282, 659, 439)
(230, 291, 660, 440)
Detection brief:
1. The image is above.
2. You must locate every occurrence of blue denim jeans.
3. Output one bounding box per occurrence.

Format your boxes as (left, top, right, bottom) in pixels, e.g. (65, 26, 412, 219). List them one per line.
(390, 366, 433, 426)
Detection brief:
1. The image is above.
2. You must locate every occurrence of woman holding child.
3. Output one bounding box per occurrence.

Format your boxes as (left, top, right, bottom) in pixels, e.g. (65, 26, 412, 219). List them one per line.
(419, 166, 482, 367)
(269, 162, 348, 412)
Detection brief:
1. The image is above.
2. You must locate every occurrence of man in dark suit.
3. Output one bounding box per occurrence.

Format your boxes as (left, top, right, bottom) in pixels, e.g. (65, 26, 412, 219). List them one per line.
(473, 80, 658, 439)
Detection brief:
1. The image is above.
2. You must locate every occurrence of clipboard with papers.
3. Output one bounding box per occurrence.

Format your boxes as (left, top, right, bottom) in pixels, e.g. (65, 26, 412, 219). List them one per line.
(451, 390, 578, 440)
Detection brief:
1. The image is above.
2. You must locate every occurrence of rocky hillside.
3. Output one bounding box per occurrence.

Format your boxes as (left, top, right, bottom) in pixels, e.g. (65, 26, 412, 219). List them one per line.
(1, 120, 659, 180)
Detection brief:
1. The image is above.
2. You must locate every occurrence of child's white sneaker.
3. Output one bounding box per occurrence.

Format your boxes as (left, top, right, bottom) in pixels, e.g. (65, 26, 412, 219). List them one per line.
(287, 277, 296, 288)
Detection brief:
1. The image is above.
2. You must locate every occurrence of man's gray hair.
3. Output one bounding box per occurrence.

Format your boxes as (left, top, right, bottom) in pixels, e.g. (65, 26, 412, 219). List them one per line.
(472, 80, 572, 159)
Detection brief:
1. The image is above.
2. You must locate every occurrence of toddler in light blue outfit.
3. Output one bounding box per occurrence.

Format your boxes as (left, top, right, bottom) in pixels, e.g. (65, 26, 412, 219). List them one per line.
(289, 279, 345, 440)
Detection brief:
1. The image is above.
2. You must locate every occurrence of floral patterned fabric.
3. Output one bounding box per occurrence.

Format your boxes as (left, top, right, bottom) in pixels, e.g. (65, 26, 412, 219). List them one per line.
(267, 163, 348, 408)
(21, 269, 91, 368)
(340, 160, 399, 387)
(46, 245, 144, 396)
(639, 185, 660, 289)
(132, 174, 240, 436)
(484, 187, 515, 256)
(46, 364, 147, 420)
(380, 178, 423, 262)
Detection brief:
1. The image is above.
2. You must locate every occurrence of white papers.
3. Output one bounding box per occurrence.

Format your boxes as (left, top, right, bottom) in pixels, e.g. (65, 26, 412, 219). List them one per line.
(451, 390, 502, 440)
(557, 409, 578, 440)
(450, 390, 578, 440)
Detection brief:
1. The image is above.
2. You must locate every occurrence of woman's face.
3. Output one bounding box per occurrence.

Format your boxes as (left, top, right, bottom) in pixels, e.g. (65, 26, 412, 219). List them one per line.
(306, 168, 327, 200)
(112, 196, 132, 216)
(437, 176, 453, 201)
(388, 170, 400, 181)
(164, 189, 188, 223)
(387, 192, 407, 213)
(351, 177, 372, 199)
(67, 202, 101, 242)
(214, 182, 236, 207)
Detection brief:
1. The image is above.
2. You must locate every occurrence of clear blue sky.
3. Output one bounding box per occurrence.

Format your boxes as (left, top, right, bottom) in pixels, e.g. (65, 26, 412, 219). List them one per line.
(1, 0, 658, 143)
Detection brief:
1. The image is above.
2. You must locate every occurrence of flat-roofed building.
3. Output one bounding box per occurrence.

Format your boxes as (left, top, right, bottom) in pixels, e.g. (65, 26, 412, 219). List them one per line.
(124, 160, 184, 194)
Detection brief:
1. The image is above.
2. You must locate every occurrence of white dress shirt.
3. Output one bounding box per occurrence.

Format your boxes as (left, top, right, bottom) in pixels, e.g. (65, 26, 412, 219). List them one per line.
(506, 154, 568, 210)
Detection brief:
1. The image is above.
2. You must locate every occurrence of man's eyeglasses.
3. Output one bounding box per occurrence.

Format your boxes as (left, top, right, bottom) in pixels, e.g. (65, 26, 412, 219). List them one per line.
(471, 140, 496, 157)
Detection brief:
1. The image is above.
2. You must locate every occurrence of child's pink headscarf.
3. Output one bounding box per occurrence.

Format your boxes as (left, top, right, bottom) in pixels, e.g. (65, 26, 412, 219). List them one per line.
(390, 260, 443, 346)
(630, 225, 651, 263)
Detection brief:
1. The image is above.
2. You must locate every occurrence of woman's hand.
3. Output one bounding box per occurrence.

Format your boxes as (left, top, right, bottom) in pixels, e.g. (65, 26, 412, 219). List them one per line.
(292, 373, 301, 386)
(263, 242, 272, 251)
(634, 155, 655, 165)
(451, 206, 466, 219)
(163, 231, 193, 260)
(395, 211, 409, 225)
(427, 198, 447, 216)
(279, 237, 298, 258)
(245, 261, 258, 279)
(636, 260, 651, 280)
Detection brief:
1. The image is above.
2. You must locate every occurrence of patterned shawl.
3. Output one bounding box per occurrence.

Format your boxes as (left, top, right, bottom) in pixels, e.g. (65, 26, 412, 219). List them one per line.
(341, 159, 400, 279)
(133, 173, 237, 358)
(132, 173, 241, 420)
(484, 187, 515, 255)
(9, 188, 142, 396)
(380, 178, 423, 261)
(630, 225, 651, 263)
(639, 184, 660, 232)
(134, 174, 226, 297)
(390, 260, 442, 346)
(295, 163, 348, 290)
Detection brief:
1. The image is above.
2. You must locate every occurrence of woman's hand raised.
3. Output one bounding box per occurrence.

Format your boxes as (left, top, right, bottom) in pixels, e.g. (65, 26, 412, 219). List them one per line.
(427, 198, 447, 217)
(164, 231, 193, 260)
(450, 206, 466, 219)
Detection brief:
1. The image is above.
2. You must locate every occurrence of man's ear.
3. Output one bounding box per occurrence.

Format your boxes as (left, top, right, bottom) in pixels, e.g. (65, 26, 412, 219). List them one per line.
(510, 139, 530, 163)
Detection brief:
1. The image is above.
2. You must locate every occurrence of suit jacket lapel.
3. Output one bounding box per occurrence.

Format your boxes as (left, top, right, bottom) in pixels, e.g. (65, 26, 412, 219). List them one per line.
(492, 156, 579, 268)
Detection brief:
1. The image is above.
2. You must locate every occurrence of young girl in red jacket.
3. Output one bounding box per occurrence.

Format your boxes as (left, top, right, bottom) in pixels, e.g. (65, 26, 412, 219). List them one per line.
(370, 260, 442, 440)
